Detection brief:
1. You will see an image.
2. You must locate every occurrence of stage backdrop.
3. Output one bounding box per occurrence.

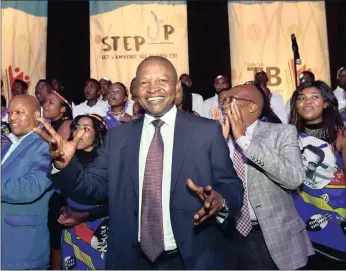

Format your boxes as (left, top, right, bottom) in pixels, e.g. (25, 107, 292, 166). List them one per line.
(228, 0, 330, 103)
(1, 1, 47, 99)
(90, 0, 189, 91)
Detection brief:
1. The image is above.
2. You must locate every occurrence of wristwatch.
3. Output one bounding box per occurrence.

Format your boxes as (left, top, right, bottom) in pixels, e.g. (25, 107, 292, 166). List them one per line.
(221, 198, 229, 212)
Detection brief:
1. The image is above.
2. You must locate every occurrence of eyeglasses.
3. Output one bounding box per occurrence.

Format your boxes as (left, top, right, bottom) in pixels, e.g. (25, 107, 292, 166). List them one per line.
(219, 96, 254, 105)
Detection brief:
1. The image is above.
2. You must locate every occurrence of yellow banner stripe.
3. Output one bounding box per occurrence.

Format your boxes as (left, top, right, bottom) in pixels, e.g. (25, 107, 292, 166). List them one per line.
(64, 229, 96, 270)
(326, 185, 346, 189)
(299, 191, 346, 218)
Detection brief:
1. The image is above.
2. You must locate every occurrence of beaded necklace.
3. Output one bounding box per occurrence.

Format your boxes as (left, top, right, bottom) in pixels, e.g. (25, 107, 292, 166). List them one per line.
(303, 123, 328, 141)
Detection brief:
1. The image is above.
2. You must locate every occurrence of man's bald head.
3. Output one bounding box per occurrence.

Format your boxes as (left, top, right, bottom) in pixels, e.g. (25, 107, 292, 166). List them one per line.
(214, 75, 229, 94)
(8, 95, 41, 137)
(227, 84, 264, 126)
(136, 56, 178, 82)
(229, 85, 264, 109)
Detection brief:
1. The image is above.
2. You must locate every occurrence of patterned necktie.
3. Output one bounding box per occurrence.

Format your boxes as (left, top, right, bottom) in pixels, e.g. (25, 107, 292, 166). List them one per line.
(141, 119, 165, 262)
(233, 144, 252, 237)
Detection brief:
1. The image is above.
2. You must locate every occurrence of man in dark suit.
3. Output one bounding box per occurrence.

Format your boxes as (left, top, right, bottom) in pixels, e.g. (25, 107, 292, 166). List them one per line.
(34, 56, 243, 270)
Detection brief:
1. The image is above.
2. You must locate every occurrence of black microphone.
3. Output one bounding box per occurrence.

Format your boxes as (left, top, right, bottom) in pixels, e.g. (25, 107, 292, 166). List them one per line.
(291, 34, 301, 64)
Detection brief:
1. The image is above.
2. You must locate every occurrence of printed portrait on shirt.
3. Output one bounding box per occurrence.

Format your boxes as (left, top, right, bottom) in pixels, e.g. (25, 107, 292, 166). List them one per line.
(299, 136, 338, 189)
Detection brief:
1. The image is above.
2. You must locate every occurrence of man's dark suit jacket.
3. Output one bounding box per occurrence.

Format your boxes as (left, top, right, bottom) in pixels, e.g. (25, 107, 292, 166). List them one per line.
(52, 110, 244, 269)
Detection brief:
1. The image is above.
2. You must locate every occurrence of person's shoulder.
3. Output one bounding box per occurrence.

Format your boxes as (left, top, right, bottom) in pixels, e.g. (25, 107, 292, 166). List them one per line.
(204, 95, 217, 103)
(192, 93, 204, 100)
(107, 116, 142, 136)
(180, 111, 217, 128)
(73, 102, 86, 111)
(259, 121, 297, 134)
(271, 93, 284, 102)
(31, 133, 50, 152)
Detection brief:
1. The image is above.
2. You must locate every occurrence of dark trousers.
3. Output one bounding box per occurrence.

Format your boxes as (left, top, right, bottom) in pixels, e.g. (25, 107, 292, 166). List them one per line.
(301, 252, 346, 270)
(136, 248, 185, 270)
(230, 225, 278, 270)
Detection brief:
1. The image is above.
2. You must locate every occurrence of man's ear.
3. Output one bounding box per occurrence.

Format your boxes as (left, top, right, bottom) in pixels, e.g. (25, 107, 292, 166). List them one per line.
(60, 106, 66, 114)
(176, 81, 181, 94)
(249, 103, 259, 113)
(34, 110, 40, 118)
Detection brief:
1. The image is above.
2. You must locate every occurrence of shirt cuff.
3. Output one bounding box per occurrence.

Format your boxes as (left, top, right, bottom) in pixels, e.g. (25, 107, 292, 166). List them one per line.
(51, 165, 61, 174)
(236, 135, 251, 151)
(216, 210, 229, 224)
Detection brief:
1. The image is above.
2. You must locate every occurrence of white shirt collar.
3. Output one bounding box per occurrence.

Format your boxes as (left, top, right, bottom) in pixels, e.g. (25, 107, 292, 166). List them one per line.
(8, 131, 33, 144)
(83, 99, 105, 107)
(244, 120, 259, 139)
(334, 85, 345, 92)
(143, 105, 177, 129)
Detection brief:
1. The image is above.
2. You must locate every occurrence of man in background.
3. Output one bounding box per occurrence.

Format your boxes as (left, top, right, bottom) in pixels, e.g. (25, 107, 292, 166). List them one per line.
(12, 79, 28, 97)
(179, 73, 204, 116)
(334, 66, 346, 110)
(1, 95, 53, 269)
(204, 75, 229, 118)
(73, 79, 108, 117)
(254, 71, 287, 123)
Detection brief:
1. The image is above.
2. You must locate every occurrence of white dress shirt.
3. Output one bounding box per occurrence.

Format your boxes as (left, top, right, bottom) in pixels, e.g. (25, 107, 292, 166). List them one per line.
(285, 98, 291, 116)
(2, 132, 33, 165)
(73, 100, 108, 118)
(334, 86, 346, 110)
(125, 99, 134, 116)
(228, 120, 259, 221)
(138, 105, 177, 250)
(203, 94, 218, 119)
(270, 93, 288, 124)
(191, 93, 204, 116)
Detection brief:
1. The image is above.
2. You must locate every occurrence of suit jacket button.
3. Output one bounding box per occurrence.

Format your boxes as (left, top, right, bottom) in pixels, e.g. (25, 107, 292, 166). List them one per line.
(134, 210, 138, 216)
(132, 243, 137, 248)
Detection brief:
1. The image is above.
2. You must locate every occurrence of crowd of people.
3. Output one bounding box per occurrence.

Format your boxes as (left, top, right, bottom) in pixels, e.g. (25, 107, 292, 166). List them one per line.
(1, 57, 346, 270)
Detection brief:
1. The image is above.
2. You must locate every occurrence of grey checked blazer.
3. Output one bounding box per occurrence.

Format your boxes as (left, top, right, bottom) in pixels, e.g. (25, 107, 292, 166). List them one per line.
(244, 121, 314, 270)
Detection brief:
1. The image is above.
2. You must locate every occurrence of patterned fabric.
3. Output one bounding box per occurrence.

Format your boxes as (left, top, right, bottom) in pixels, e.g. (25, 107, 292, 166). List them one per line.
(293, 133, 346, 261)
(104, 110, 121, 129)
(233, 144, 252, 236)
(61, 150, 109, 270)
(141, 119, 165, 262)
(244, 121, 314, 270)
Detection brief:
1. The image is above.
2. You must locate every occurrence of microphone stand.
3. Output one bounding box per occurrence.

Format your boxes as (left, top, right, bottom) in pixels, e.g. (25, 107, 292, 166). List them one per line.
(291, 34, 300, 89)
(293, 55, 298, 89)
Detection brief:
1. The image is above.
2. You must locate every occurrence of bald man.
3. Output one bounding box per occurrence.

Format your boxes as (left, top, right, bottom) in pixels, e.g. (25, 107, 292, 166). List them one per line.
(1, 95, 53, 269)
(204, 75, 229, 118)
(213, 85, 314, 269)
(35, 56, 244, 269)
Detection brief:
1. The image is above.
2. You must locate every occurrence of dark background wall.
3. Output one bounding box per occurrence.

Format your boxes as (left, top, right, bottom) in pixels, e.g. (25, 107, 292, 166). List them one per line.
(46, 0, 346, 104)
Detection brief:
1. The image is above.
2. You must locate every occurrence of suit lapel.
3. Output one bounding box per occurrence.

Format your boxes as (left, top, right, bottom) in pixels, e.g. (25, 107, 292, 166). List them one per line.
(247, 120, 269, 190)
(129, 117, 144, 199)
(1, 136, 12, 161)
(170, 110, 193, 196)
(2, 133, 37, 170)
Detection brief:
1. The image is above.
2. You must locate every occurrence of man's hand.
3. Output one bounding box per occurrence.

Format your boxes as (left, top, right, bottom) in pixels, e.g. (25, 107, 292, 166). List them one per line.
(33, 117, 85, 169)
(58, 213, 83, 227)
(187, 178, 224, 225)
(57, 206, 85, 227)
(211, 106, 230, 140)
(228, 100, 246, 141)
